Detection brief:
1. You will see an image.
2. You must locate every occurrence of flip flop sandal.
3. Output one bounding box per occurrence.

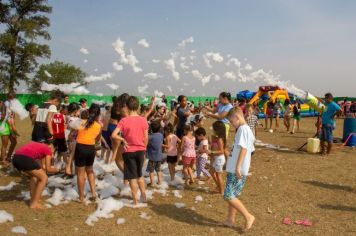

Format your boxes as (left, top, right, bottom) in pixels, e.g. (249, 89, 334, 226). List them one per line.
(283, 217, 292, 225)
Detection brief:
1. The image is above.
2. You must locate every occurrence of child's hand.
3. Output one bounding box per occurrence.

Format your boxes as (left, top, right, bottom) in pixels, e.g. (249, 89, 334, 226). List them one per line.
(122, 139, 129, 150)
(235, 168, 242, 179)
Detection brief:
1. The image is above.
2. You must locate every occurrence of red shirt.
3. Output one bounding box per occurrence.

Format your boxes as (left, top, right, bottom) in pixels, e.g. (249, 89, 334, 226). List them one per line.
(117, 116, 148, 153)
(15, 142, 52, 160)
(52, 113, 66, 139)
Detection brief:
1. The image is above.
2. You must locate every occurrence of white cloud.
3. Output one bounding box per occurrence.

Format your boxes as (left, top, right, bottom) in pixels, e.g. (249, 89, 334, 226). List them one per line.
(164, 58, 180, 80)
(137, 38, 150, 48)
(244, 64, 253, 71)
(144, 72, 160, 80)
(83, 59, 88, 64)
(180, 56, 186, 61)
(223, 72, 237, 81)
(112, 62, 123, 71)
(106, 83, 119, 90)
(138, 84, 149, 95)
(203, 52, 224, 68)
(213, 74, 221, 81)
(80, 47, 89, 55)
(191, 70, 203, 80)
(112, 38, 128, 64)
(178, 36, 194, 48)
(167, 86, 173, 93)
(126, 49, 142, 73)
(95, 93, 103, 96)
(226, 57, 241, 68)
(44, 70, 52, 78)
(41, 82, 89, 95)
(191, 70, 214, 86)
(84, 72, 112, 83)
(180, 62, 189, 70)
(191, 50, 196, 54)
(152, 59, 160, 63)
(94, 68, 99, 72)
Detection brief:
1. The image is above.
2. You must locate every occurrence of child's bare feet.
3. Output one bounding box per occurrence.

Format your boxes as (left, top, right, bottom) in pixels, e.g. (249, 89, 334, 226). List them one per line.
(221, 220, 235, 228)
(30, 203, 45, 210)
(244, 215, 255, 231)
(140, 194, 147, 203)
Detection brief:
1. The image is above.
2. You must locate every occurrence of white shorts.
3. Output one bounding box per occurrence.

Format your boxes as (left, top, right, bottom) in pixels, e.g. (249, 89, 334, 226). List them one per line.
(213, 155, 226, 173)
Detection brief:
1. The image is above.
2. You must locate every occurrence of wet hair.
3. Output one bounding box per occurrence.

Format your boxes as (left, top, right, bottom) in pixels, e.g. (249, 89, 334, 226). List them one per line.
(112, 93, 129, 119)
(80, 110, 89, 119)
(79, 98, 87, 104)
(68, 102, 81, 114)
(85, 103, 101, 128)
(164, 123, 174, 134)
(219, 92, 232, 103)
(25, 103, 35, 112)
(178, 95, 186, 103)
(184, 124, 192, 133)
(126, 96, 140, 111)
(112, 96, 117, 103)
(212, 121, 226, 146)
(284, 99, 291, 106)
(150, 121, 161, 133)
(325, 93, 333, 99)
(195, 127, 206, 137)
(49, 90, 64, 102)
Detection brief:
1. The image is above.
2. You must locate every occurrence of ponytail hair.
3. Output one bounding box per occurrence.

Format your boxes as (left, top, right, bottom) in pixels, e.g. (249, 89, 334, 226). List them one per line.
(212, 121, 226, 147)
(219, 92, 232, 103)
(85, 103, 101, 128)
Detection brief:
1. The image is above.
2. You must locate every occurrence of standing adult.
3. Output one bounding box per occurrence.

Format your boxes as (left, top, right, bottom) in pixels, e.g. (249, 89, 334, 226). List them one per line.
(204, 92, 233, 139)
(62, 95, 70, 106)
(320, 93, 342, 155)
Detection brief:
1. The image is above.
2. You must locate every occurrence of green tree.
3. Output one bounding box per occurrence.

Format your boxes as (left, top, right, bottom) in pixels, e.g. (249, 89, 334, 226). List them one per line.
(28, 60, 87, 93)
(0, 0, 52, 93)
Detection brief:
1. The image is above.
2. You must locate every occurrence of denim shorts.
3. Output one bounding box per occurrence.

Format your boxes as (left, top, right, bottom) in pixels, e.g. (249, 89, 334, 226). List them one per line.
(320, 124, 334, 142)
(224, 173, 247, 200)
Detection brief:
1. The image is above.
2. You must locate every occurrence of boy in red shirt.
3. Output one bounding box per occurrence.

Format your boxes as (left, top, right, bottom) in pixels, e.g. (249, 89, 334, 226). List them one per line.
(112, 96, 148, 205)
(52, 105, 68, 162)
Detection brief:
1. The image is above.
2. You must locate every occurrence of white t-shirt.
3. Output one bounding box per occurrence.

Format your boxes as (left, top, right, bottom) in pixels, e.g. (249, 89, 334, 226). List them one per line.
(226, 124, 255, 176)
(198, 139, 209, 159)
(35, 103, 57, 123)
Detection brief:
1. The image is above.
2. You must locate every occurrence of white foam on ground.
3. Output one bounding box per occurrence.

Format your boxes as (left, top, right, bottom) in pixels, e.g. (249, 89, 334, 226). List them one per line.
(46, 188, 64, 206)
(172, 190, 183, 199)
(139, 212, 151, 220)
(0, 181, 17, 191)
(116, 218, 126, 225)
(85, 198, 124, 226)
(195, 195, 203, 203)
(0, 210, 14, 223)
(11, 226, 27, 234)
(174, 203, 186, 208)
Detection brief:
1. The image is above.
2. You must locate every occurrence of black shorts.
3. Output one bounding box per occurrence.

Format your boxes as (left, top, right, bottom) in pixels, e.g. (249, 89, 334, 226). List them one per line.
(32, 122, 53, 143)
(12, 155, 41, 171)
(176, 128, 184, 139)
(167, 155, 178, 164)
(74, 143, 95, 167)
(123, 151, 145, 180)
(146, 160, 162, 173)
(54, 138, 68, 153)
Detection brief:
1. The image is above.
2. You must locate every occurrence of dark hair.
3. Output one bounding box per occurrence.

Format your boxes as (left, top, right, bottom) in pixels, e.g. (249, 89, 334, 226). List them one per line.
(219, 92, 232, 103)
(178, 95, 186, 103)
(150, 121, 161, 133)
(325, 93, 333, 99)
(126, 96, 139, 111)
(184, 124, 192, 133)
(80, 110, 89, 119)
(25, 103, 34, 112)
(284, 99, 291, 106)
(112, 96, 117, 103)
(195, 127, 206, 136)
(68, 102, 81, 114)
(49, 90, 64, 102)
(164, 123, 174, 134)
(85, 103, 101, 128)
(79, 98, 87, 104)
(212, 121, 226, 147)
(112, 93, 129, 119)
(64, 95, 69, 98)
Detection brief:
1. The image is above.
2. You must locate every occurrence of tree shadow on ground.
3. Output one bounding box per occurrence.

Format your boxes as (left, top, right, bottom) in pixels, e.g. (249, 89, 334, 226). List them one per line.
(149, 202, 243, 233)
(318, 204, 356, 212)
(301, 180, 355, 193)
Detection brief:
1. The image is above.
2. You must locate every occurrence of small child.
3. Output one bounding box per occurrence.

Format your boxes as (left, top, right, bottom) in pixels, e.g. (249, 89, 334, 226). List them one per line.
(12, 141, 59, 209)
(223, 107, 255, 231)
(112, 96, 148, 205)
(146, 121, 164, 187)
(181, 125, 196, 185)
(195, 127, 211, 181)
(52, 105, 68, 162)
(210, 121, 226, 194)
(245, 104, 260, 137)
(163, 123, 180, 181)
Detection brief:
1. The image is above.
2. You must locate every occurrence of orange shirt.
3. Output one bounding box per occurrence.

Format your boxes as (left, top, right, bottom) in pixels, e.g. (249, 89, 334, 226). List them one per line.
(76, 121, 101, 145)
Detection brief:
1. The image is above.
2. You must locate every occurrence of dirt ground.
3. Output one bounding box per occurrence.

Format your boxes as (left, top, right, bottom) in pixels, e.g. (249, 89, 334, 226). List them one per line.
(0, 116, 355, 236)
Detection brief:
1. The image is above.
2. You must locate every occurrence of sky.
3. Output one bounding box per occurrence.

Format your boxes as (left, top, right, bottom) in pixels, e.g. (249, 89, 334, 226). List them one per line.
(37, 0, 356, 97)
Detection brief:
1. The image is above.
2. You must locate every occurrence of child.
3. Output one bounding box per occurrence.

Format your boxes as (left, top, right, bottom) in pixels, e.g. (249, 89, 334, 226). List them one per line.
(283, 99, 292, 132)
(291, 101, 301, 134)
(195, 127, 211, 181)
(163, 123, 180, 181)
(264, 99, 274, 130)
(75, 104, 102, 202)
(210, 121, 226, 194)
(52, 105, 68, 162)
(146, 121, 164, 187)
(245, 104, 260, 137)
(12, 141, 59, 209)
(112, 96, 148, 205)
(181, 125, 196, 185)
(224, 107, 255, 231)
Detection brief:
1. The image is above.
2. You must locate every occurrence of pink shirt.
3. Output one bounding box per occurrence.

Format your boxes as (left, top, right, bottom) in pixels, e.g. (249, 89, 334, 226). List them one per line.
(15, 142, 52, 160)
(117, 116, 148, 153)
(182, 136, 196, 157)
(167, 134, 178, 156)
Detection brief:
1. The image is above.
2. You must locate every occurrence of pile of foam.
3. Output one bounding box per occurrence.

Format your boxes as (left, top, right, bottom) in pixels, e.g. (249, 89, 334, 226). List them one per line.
(0, 181, 17, 191)
(0, 210, 14, 223)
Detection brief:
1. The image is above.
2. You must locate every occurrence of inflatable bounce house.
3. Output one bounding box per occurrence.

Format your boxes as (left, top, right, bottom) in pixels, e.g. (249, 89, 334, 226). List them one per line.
(236, 86, 317, 118)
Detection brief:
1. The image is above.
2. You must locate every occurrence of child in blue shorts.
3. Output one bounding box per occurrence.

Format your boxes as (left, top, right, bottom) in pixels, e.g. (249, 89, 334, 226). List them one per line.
(224, 107, 255, 231)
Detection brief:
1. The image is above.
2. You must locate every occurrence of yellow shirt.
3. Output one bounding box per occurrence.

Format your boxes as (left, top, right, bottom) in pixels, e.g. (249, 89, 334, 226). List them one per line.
(76, 121, 101, 145)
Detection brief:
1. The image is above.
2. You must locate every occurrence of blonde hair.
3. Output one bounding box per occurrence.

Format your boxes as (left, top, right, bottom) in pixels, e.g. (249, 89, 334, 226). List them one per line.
(227, 107, 245, 119)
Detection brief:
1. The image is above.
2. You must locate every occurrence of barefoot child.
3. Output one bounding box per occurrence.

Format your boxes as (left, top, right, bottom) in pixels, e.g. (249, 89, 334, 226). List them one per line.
(12, 142, 59, 209)
(163, 123, 180, 181)
(210, 121, 226, 194)
(181, 125, 196, 185)
(146, 121, 164, 187)
(112, 96, 148, 205)
(195, 127, 211, 181)
(224, 107, 255, 231)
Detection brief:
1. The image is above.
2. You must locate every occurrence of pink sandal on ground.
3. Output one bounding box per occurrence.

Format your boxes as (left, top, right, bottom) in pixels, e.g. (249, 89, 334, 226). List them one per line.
(282, 217, 292, 225)
(295, 219, 312, 227)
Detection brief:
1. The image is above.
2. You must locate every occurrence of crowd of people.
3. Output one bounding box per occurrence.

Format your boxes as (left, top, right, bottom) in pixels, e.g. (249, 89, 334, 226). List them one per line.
(0, 89, 353, 231)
